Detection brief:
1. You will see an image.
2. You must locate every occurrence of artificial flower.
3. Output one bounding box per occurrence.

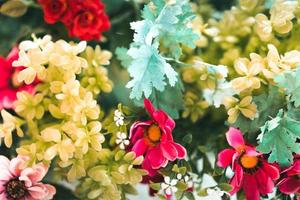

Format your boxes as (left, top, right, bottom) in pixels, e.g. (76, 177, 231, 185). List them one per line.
(203, 80, 235, 108)
(277, 158, 300, 197)
(254, 14, 272, 41)
(223, 96, 257, 123)
(270, 0, 297, 34)
(217, 127, 280, 200)
(161, 176, 178, 196)
(38, 0, 68, 24)
(231, 58, 262, 93)
(0, 155, 56, 200)
(114, 110, 125, 127)
(64, 0, 110, 40)
(0, 110, 24, 148)
(0, 47, 37, 109)
(129, 99, 186, 176)
(116, 132, 130, 150)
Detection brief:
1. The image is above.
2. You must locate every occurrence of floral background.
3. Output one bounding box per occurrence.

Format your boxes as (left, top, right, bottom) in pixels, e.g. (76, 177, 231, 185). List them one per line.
(0, 0, 299, 200)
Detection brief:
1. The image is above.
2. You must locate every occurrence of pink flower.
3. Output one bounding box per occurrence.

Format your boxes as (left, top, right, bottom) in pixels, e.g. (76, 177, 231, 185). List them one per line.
(129, 99, 186, 176)
(217, 127, 280, 200)
(277, 158, 300, 198)
(0, 47, 37, 110)
(0, 156, 56, 200)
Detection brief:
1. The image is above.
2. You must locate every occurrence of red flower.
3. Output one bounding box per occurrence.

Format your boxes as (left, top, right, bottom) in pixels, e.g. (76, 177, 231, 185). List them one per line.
(38, 0, 68, 24)
(66, 0, 110, 40)
(0, 47, 37, 110)
(129, 99, 186, 176)
(277, 158, 300, 198)
(217, 127, 280, 200)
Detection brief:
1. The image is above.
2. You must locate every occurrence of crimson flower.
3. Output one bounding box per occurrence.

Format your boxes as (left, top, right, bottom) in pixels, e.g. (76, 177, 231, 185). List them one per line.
(277, 158, 300, 199)
(38, 0, 68, 24)
(0, 47, 37, 110)
(129, 99, 186, 176)
(217, 127, 280, 200)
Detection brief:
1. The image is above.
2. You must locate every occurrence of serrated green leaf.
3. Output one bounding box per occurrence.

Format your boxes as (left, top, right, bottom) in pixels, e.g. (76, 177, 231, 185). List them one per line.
(257, 109, 300, 166)
(126, 44, 177, 99)
(275, 67, 300, 107)
(115, 47, 132, 68)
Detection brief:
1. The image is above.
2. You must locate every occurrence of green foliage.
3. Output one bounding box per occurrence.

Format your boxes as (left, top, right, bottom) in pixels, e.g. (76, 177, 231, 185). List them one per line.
(275, 66, 300, 107)
(232, 86, 285, 135)
(117, 0, 198, 100)
(257, 109, 300, 167)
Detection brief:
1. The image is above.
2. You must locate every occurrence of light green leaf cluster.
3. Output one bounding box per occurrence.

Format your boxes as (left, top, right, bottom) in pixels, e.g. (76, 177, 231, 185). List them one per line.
(275, 66, 300, 107)
(117, 0, 198, 100)
(257, 109, 300, 166)
(75, 150, 147, 200)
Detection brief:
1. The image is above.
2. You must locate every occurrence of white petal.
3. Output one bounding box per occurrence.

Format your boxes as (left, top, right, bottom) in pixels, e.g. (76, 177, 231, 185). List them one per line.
(164, 176, 171, 184)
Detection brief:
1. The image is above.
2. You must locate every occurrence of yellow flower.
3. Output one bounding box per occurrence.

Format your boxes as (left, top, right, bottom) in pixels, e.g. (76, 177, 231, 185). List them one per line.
(0, 110, 24, 147)
(231, 58, 262, 93)
(14, 92, 45, 120)
(49, 40, 88, 75)
(255, 14, 272, 41)
(83, 45, 112, 67)
(72, 92, 100, 125)
(42, 127, 75, 162)
(224, 96, 257, 123)
(59, 159, 86, 182)
(270, 0, 297, 34)
(74, 121, 105, 153)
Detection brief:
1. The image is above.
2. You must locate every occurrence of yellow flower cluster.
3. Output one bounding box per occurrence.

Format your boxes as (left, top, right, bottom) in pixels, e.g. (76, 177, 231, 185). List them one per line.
(0, 35, 146, 199)
(181, 0, 300, 124)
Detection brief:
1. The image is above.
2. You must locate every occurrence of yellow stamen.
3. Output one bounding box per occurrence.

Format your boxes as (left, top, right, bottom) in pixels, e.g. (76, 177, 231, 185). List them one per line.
(240, 155, 258, 169)
(147, 125, 161, 143)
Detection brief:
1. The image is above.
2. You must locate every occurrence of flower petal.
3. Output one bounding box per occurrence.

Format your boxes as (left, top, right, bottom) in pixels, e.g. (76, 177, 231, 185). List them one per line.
(172, 142, 186, 159)
(278, 177, 300, 194)
(242, 174, 260, 200)
(217, 148, 235, 168)
(147, 147, 167, 169)
(262, 162, 280, 180)
(131, 139, 148, 156)
(255, 169, 274, 195)
(226, 127, 245, 149)
(144, 99, 155, 118)
(160, 142, 178, 161)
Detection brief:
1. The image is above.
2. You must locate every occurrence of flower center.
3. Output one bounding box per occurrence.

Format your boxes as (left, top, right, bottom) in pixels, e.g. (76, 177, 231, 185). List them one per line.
(51, 1, 62, 13)
(79, 12, 94, 27)
(5, 179, 27, 200)
(239, 155, 259, 169)
(147, 124, 162, 143)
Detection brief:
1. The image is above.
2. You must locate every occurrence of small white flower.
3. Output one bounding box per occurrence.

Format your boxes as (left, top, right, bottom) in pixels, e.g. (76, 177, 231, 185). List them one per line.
(114, 110, 124, 127)
(176, 173, 193, 188)
(206, 187, 227, 198)
(203, 80, 235, 108)
(161, 176, 178, 196)
(116, 132, 130, 149)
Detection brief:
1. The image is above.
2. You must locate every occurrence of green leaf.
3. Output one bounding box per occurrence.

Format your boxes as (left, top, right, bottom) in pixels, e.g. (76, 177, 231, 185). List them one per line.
(257, 109, 300, 166)
(150, 182, 161, 191)
(0, 0, 28, 17)
(275, 67, 300, 107)
(198, 188, 208, 197)
(117, 0, 197, 100)
(232, 85, 285, 135)
(126, 44, 177, 99)
(218, 183, 233, 192)
(115, 47, 132, 68)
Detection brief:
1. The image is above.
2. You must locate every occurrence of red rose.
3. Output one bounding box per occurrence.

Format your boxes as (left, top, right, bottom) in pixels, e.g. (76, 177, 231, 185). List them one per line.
(38, 0, 68, 24)
(66, 0, 110, 40)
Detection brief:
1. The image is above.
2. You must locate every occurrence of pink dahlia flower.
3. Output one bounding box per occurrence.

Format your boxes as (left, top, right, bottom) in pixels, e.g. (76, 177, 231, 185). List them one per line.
(0, 156, 56, 200)
(129, 99, 186, 176)
(0, 47, 37, 110)
(277, 159, 300, 198)
(217, 127, 280, 200)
